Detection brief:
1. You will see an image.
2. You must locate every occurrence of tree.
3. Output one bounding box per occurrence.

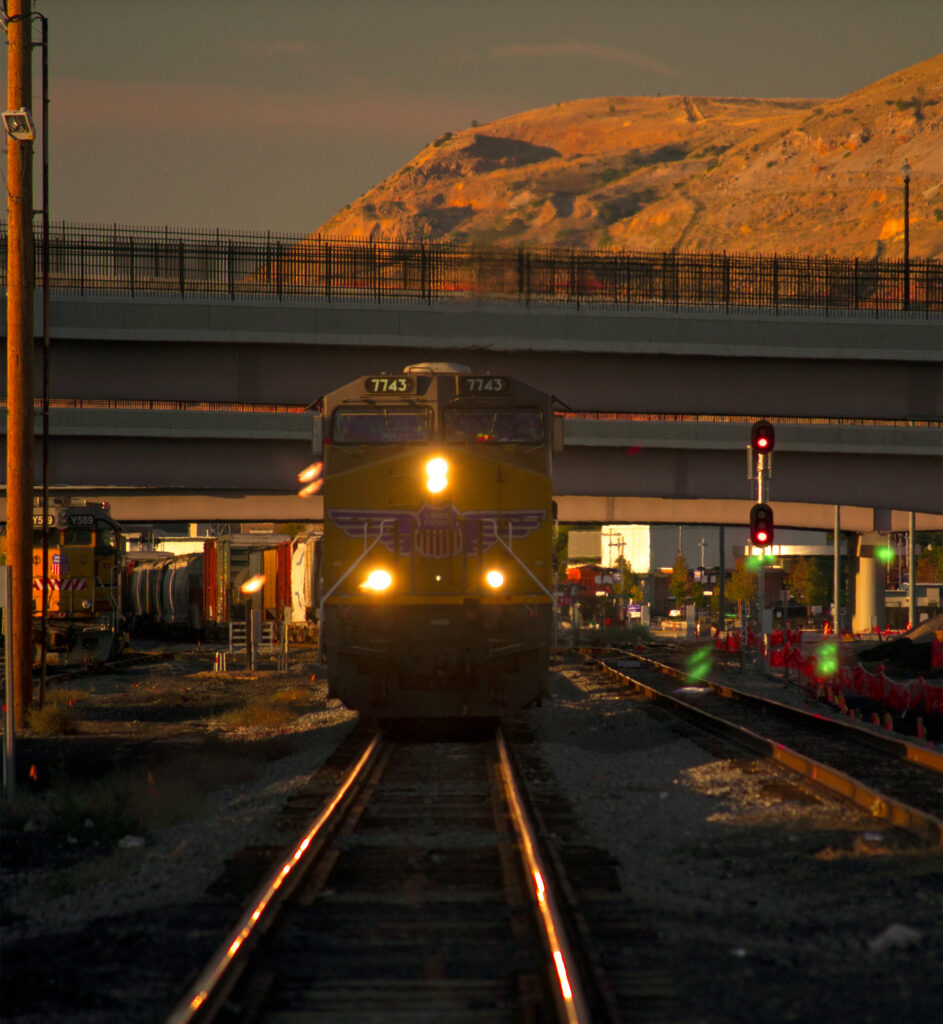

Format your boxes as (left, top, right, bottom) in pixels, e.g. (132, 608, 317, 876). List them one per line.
(727, 557, 757, 617)
(786, 556, 829, 607)
(669, 551, 691, 607)
(616, 556, 643, 602)
(916, 545, 943, 582)
(553, 525, 571, 583)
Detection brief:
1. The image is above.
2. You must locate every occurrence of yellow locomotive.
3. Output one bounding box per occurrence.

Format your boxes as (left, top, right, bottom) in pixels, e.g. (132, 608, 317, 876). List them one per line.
(318, 362, 557, 717)
(0, 498, 125, 665)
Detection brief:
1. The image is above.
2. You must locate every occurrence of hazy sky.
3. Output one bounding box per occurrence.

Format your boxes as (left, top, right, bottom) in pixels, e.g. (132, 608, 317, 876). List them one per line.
(4, 0, 941, 233)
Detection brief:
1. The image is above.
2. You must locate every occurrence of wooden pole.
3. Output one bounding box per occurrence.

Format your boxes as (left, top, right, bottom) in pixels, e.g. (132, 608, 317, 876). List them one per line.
(6, 0, 36, 727)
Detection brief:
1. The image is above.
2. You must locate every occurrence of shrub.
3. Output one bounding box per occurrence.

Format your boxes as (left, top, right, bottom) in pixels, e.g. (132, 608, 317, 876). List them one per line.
(217, 687, 315, 731)
(26, 702, 79, 736)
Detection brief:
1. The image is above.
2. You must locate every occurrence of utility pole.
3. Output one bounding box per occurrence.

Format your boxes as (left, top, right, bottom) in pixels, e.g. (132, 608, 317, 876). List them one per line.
(907, 511, 916, 631)
(5, 0, 35, 728)
(902, 160, 911, 313)
(833, 505, 841, 641)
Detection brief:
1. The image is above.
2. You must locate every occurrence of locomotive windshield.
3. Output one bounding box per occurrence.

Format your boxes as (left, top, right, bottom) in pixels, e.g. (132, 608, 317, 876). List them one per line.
(63, 527, 94, 545)
(333, 406, 433, 444)
(442, 406, 543, 444)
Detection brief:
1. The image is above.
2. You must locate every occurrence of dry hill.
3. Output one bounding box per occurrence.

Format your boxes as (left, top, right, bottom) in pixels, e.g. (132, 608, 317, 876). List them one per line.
(316, 55, 943, 259)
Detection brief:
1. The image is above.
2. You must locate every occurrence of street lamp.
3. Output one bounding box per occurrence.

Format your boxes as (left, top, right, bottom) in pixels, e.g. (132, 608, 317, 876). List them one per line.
(902, 159, 911, 312)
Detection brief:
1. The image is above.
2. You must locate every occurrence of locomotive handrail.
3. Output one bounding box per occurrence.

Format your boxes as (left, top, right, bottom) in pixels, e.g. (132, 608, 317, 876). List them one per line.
(317, 519, 397, 659)
(481, 519, 554, 601)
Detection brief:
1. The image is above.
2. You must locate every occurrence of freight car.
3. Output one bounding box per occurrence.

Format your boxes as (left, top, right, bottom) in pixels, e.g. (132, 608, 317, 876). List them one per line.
(126, 551, 204, 634)
(0, 498, 125, 664)
(318, 362, 558, 717)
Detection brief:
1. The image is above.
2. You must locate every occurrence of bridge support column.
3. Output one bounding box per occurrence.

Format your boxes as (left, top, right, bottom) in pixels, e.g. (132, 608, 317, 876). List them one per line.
(851, 532, 887, 635)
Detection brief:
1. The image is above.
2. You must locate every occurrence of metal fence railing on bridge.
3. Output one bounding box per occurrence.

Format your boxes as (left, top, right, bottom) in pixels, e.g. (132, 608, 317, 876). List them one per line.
(1, 222, 940, 318)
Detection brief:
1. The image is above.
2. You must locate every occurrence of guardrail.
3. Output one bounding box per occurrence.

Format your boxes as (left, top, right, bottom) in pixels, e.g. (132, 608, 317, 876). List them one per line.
(1, 222, 940, 318)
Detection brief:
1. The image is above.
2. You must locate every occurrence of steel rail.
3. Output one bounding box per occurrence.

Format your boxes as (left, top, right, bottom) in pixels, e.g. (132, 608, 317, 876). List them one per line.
(593, 658, 943, 846)
(590, 647, 943, 775)
(164, 731, 384, 1024)
(496, 727, 593, 1024)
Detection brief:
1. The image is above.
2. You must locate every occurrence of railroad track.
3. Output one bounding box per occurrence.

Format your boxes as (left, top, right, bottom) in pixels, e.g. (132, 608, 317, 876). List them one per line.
(167, 723, 610, 1023)
(588, 649, 943, 844)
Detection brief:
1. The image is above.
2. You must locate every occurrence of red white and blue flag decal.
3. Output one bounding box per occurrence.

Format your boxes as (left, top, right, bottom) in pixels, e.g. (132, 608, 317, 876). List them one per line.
(327, 504, 546, 559)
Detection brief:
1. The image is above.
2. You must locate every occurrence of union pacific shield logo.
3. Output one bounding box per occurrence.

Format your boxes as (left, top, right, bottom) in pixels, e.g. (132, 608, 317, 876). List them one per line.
(328, 505, 546, 559)
(414, 504, 462, 557)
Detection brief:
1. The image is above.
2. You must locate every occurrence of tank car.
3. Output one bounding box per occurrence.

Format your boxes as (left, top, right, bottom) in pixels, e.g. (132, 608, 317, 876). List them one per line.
(318, 362, 558, 717)
(0, 498, 126, 664)
(126, 552, 203, 634)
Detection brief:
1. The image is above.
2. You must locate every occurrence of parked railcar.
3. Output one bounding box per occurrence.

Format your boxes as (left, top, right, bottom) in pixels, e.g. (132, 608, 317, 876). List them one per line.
(318, 362, 558, 717)
(0, 498, 126, 664)
(126, 552, 203, 634)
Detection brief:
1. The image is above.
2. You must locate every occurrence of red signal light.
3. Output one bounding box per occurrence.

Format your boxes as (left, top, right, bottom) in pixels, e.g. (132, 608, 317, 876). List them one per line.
(750, 420, 775, 453)
(750, 503, 774, 547)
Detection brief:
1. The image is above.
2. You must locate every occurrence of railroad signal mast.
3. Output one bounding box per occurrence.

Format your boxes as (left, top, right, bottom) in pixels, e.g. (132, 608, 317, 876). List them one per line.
(749, 419, 774, 507)
(747, 420, 776, 646)
(748, 419, 775, 546)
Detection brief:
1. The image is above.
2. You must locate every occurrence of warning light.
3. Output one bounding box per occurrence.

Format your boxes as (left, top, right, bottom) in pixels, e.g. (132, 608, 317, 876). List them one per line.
(749, 503, 774, 547)
(750, 419, 775, 453)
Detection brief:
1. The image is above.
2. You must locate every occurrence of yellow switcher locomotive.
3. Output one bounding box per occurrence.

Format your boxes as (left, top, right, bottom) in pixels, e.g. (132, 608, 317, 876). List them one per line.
(319, 362, 556, 717)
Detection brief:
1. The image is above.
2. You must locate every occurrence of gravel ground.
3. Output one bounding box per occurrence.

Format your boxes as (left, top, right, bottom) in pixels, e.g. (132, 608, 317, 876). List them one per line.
(1, 643, 941, 1023)
(522, 657, 943, 1024)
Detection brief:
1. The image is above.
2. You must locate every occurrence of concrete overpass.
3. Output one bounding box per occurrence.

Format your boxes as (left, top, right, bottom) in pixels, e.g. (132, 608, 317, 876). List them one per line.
(1, 407, 940, 532)
(5, 294, 940, 420)
(1, 294, 941, 530)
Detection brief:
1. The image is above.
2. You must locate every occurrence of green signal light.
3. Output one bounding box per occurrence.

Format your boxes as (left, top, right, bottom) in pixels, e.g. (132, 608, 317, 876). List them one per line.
(817, 642, 838, 677)
(746, 553, 775, 572)
(687, 646, 713, 682)
(875, 546, 895, 564)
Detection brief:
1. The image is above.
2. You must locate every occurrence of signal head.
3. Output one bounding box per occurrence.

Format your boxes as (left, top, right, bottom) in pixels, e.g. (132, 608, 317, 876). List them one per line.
(750, 419, 775, 453)
(749, 502, 774, 548)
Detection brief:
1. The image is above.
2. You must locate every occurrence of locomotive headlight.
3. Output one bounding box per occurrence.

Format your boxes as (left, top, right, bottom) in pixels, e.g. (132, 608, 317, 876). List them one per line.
(425, 457, 449, 494)
(485, 569, 505, 590)
(81, 599, 93, 610)
(360, 569, 393, 592)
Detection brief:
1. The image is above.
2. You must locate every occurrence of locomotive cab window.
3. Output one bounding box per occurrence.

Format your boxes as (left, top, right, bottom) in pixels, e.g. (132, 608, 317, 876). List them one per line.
(63, 527, 93, 546)
(442, 406, 543, 444)
(332, 407, 433, 444)
(96, 527, 117, 555)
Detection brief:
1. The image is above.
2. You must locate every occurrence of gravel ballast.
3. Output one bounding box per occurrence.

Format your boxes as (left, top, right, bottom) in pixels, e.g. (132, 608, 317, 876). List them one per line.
(1, 647, 941, 1023)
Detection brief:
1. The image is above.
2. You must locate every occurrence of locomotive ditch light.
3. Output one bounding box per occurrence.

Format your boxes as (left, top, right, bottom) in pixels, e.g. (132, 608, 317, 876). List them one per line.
(424, 456, 449, 494)
(360, 568, 393, 592)
(485, 569, 505, 589)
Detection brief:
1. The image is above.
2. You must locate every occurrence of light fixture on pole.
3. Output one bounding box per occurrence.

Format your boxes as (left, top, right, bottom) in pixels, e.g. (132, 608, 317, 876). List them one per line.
(1, 107, 34, 140)
(902, 159, 911, 312)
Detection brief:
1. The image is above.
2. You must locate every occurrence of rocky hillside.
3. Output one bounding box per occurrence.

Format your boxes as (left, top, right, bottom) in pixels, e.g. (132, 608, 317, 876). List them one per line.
(316, 55, 942, 259)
